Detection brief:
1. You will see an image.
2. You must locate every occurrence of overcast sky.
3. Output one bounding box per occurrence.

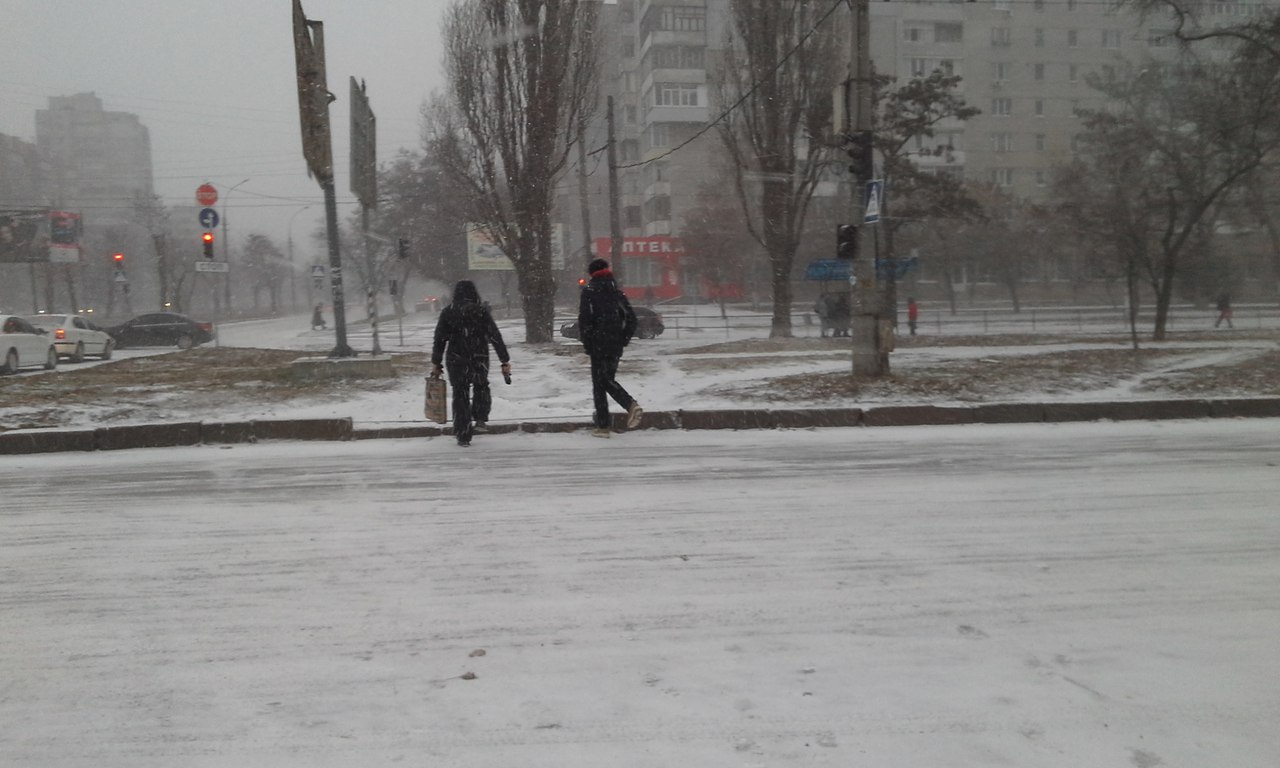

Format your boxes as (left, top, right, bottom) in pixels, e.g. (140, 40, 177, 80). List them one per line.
(0, 0, 453, 255)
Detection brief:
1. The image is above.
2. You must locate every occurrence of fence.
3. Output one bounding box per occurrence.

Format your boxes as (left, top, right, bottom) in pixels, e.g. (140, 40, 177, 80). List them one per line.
(644, 303, 1280, 340)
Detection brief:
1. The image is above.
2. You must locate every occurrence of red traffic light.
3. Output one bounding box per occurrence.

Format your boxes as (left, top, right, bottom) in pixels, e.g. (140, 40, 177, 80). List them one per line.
(113, 252, 124, 262)
(201, 232, 215, 259)
(202, 232, 214, 244)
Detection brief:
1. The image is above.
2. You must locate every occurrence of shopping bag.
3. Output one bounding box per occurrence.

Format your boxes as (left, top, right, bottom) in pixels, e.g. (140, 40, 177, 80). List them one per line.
(424, 375, 448, 424)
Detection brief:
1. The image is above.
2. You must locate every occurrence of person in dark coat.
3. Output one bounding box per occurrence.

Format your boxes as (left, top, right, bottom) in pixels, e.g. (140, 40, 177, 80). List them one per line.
(311, 303, 326, 330)
(578, 258, 642, 438)
(431, 280, 511, 446)
(1215, 292, 1233, 328)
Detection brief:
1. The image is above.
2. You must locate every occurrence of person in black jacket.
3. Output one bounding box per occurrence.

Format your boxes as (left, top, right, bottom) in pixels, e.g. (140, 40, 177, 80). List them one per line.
(578, 258, 642, 438)
(431, 280, 511, 446)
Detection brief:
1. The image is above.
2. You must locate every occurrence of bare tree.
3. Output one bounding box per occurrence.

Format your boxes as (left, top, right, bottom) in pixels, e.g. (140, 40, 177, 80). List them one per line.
(715, 0, 842, 338)
(680, 180, 760, 319)
(1068, 60, 1280, 339)
(428, 0, 600, 343)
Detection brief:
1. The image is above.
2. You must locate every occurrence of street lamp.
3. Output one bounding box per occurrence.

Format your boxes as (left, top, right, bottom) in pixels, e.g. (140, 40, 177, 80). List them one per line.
(221, 178, 250, 313)
(288, 205, 312, 313)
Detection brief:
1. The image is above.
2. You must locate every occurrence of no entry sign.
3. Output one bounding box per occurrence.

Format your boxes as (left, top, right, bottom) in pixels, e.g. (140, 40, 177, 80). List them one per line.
(196, 183, 218, 207)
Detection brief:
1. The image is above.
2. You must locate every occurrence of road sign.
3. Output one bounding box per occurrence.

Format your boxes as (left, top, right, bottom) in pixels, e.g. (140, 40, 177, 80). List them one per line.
(195, 260, 229, 273)
(112, 272, 128, 283)
(864, 180, 883, 224)
(199, 208, 220, 229)
(196, 183, 218, 207)
(311, 264, 326, 278)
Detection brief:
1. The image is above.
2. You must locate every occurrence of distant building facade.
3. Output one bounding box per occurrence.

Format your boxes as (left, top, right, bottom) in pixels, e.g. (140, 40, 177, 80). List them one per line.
(0, 133, 45, 207)
(36, 93, 154, 222)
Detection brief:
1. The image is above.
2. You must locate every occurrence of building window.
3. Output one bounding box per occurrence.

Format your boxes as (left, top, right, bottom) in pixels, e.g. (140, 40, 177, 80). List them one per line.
(623, 72, 636, 93)
(904, 26, 925, 43)
(1068, 29, 1079, 48)
(992, 133, 1013, 153)
(1035, 170, 1047, 187)
(992, 27, 1012, 47)
(1034, 28, 1045, 47)
(910, 58, 928, 77)
(993, 0, 1011, 11)
(621, 139, 640, 162)
(1069, 64, 1079, 82)
(991, 168, 1015, 187)
(644, 194, 672, 222)
(992, 62, 1010, 82)
(1102, 30, 1123, 49)
(653, 83, 700, 107)
(648, 123, 672, 148)
(650, 45, 705, 69)
(1034, 63, 1045, 80)
(625, 105, 638, 125)
(1035, 133, 1046, 151)
(935, 22, 963, 43)
(1035, 99, 1044, 116)
(992, 97, 1012, 116)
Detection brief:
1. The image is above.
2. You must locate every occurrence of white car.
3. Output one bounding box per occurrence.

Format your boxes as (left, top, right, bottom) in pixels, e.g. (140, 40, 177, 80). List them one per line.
(24, 313, 114, 362)
(1, 314, 58, 374)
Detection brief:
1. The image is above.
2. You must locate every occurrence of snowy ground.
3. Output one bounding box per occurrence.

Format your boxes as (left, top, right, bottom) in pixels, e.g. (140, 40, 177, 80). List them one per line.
(3, 305, 1273, 432)
(2, 421, 1278, 766)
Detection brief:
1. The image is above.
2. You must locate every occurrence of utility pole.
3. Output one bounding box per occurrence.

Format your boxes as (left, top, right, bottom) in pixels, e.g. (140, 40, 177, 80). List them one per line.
(848, 0, 887, 377)
(607, 95, 623, 278)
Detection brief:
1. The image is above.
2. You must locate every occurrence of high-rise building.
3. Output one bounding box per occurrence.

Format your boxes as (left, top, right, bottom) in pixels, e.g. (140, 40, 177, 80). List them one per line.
(36, 93, 154, 221)
(0, 133, 45, 208)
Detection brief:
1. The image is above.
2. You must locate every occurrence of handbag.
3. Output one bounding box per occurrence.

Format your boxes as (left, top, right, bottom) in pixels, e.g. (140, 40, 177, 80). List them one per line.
(424, 375, 448, 424)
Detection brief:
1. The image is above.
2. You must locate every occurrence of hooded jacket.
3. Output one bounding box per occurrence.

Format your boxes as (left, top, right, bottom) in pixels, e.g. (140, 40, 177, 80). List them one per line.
(431, 281, 509, 370)
(578, 269, 637, 357)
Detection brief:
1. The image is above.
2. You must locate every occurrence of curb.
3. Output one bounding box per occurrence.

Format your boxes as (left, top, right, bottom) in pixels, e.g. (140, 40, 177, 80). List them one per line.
(2, 398, 1278, 456)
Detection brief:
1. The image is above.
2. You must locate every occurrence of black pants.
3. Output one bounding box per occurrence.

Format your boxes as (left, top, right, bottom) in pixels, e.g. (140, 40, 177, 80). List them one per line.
(447, 362, 492, 440)
(589, 353, 633, 428)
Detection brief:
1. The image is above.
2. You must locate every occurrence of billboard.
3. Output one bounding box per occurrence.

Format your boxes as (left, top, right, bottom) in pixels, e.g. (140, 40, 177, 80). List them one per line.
(48, 211, 83, 264)
(467, 224, 564, 271)
(0, 208, 50, 264)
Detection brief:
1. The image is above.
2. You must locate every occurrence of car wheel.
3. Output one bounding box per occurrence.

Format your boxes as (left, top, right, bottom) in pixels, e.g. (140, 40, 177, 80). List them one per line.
(176, 334, 194, 350)
(100, 340, 114, 360)
(1, 349, 16, 375)
(71, 342, 85, 363)
(44, 346, 58, 370)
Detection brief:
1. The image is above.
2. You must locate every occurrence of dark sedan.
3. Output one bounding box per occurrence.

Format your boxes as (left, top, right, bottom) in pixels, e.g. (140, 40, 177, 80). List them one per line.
(560, 306, 665, 340)
(108, 312, 214, 349)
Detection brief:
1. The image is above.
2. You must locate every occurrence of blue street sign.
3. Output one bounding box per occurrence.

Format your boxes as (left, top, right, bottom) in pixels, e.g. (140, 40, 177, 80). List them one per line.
(804, 259, 851, 282)
(199, 207, 220, 229)
(864, 180, 883, 224)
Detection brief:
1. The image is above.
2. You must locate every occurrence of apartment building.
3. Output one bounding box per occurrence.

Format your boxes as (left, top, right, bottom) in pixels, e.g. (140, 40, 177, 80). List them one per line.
(36, 93, 154, 222)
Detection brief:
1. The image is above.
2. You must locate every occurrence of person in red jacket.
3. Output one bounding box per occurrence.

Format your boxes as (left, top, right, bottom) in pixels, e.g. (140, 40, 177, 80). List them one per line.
(907, 296, 920, 336)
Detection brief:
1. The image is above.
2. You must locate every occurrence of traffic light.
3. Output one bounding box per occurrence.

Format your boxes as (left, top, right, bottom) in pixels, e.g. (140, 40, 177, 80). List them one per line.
(112, 252, 124, 269)
(397, 238, 409, 260)
(836, 224, 857, 260)
(202, 232, 215, 259)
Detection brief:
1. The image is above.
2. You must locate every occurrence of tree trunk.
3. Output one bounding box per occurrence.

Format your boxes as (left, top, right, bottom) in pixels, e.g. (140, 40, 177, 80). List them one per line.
(762, 178, 793, 338)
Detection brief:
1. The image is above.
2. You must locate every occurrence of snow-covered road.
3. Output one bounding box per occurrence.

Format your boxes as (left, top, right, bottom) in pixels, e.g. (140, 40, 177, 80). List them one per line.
(3, 420, 1279, 766)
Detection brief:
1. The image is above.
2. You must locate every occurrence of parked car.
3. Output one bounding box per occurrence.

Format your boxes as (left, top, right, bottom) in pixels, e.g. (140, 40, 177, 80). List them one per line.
(108, 312, 214, 349)
(24, 313, 114, 362)
(559, 306, 665, 340)
(1, 314, 58, 374)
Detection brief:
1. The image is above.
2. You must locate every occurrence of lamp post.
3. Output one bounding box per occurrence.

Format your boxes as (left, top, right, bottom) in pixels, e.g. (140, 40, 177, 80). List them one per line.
(222, 178, 249, 313)
(288, 205, 312, 313)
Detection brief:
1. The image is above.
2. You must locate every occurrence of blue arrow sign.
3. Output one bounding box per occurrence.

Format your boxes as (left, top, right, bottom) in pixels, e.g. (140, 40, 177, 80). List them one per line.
(199, 207, 220, 229)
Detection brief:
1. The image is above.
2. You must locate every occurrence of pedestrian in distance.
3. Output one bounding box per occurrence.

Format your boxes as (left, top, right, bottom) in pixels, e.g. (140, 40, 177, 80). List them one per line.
(578, 258, 643, 438)
(907, 296, 919, 336)
(311, 303, 327, 331)
(1215, 292, 1234, 329)
(431, 280, 511, 447)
